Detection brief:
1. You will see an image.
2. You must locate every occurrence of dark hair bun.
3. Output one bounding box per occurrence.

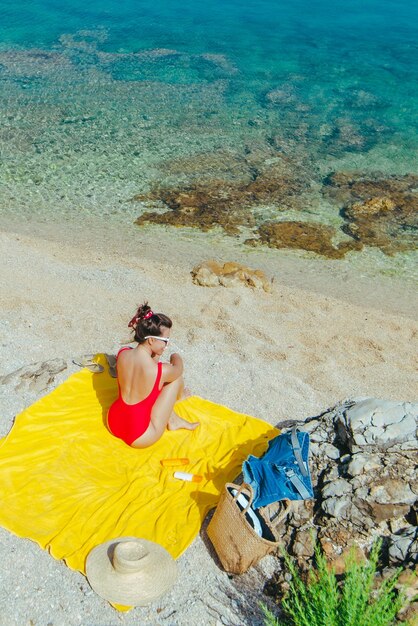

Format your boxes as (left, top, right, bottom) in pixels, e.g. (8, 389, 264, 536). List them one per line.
(128, 302, 172, 343)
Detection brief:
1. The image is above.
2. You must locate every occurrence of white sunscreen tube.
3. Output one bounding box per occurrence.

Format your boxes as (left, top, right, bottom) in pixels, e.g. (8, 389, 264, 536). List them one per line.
(173, 471, 202, 483)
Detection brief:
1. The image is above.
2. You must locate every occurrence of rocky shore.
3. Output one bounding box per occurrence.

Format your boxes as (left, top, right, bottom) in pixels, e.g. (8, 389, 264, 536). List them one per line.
(269, 398, 417, 623)
(134, 167, 418, 259)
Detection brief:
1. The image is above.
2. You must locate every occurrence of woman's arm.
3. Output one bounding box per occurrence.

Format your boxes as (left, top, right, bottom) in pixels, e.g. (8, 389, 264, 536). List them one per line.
(161, 353, 183, 383)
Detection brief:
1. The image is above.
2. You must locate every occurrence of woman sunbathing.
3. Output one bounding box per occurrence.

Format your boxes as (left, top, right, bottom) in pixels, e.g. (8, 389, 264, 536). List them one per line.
(107, 302, 199, 448)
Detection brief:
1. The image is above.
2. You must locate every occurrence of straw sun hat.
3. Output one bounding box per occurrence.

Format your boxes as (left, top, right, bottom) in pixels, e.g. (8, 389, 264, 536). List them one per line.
(86, 536, 178, 606)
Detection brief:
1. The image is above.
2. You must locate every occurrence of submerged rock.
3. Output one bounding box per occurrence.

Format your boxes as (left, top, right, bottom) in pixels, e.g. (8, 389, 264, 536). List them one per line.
(323, 117, 387, 156)
(133, 158, 309, 236)
(245, 220, 362, 259)
(330, 119, 368, 152)
(264, 86, 298, 107)
(323, 171, 418, 255)
(324, 171, 418, 203)
(345, 89, 387, 110)
(135, 183, 255, 235)
(343, 196, 417, 255)
(191, 260, 272, 292)
(346, 196, 396, 217)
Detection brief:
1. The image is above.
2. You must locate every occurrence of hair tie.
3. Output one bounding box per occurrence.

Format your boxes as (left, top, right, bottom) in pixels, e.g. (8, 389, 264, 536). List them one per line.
(128, 316, 139, 328)
(128, 310, 153, 328)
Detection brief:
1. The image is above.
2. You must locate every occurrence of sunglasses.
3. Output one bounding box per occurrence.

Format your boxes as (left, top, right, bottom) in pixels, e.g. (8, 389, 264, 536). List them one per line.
(144, 335, 170, 345)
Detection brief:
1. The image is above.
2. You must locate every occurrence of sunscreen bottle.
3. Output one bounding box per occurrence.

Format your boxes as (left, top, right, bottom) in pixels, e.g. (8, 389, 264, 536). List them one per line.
(160, 458, 189, 467)
(173, 471, 202, 483)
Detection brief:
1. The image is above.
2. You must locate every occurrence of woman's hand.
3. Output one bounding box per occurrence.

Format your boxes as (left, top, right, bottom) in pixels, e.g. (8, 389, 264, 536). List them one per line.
(162, 352, 184, 383)
(170, 353, 183, 366)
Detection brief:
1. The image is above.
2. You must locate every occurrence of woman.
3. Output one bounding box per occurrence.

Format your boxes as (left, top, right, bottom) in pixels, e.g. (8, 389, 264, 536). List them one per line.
(107, 302, 198, 448)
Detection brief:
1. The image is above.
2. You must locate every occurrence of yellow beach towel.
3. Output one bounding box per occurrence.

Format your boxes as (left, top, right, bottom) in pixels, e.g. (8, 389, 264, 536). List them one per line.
(0, 354, 278, 608)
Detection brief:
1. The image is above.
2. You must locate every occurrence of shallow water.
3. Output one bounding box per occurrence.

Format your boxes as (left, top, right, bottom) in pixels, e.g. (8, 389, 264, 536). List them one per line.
(0, 0, 417, 277)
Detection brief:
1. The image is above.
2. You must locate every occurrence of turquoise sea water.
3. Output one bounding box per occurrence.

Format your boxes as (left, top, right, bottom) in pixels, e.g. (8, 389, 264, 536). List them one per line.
(0, 0, 417, 273)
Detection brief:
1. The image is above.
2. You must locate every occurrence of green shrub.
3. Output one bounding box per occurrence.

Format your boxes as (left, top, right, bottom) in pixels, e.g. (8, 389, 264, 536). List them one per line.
(262, 540, 406, 626)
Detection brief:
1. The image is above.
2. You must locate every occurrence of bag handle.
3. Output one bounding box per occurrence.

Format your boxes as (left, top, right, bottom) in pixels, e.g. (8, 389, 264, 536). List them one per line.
(230, 483, 254, 515)
(291, 427, 309, 477)
(259, 499, 292, 531)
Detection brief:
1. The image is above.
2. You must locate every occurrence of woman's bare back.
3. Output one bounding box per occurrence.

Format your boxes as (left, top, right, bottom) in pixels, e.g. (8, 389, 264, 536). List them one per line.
(117, 348, 160, 405)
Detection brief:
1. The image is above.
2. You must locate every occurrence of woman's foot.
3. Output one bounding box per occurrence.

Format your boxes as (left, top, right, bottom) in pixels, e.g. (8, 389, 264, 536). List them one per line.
(167, 412, 199, 431)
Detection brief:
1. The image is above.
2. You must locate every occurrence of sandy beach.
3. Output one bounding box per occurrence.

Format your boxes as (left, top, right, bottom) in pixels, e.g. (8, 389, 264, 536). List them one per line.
(0, 215, 417, 625)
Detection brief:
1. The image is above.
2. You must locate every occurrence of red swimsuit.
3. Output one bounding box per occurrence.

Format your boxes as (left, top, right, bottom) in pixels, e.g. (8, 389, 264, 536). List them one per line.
(107, 347, 163, 445)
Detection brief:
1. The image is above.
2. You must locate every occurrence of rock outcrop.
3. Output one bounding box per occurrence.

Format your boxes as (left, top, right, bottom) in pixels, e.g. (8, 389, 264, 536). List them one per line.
(133, 158, 309, 235)
(323, 172, 418, 255)
(133, 160, 417, 258)
(245, 220, 362, 258)
(0, 359, 68, 394)
(191, 260, 272, 292)
(273, 398, 417, 574)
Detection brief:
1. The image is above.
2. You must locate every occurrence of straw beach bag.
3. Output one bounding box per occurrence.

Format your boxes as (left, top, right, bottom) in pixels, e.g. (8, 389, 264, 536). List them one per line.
(207, 483, 290, 574)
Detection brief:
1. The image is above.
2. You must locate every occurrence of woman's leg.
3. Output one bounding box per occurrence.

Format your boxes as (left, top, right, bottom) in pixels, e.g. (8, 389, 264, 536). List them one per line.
(131, 377, 199, 449)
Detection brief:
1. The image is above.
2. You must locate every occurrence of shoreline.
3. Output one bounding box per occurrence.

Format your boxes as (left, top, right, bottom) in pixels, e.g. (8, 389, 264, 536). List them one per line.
(1, 212, 417, 321)
(1, 213, 416, 409)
